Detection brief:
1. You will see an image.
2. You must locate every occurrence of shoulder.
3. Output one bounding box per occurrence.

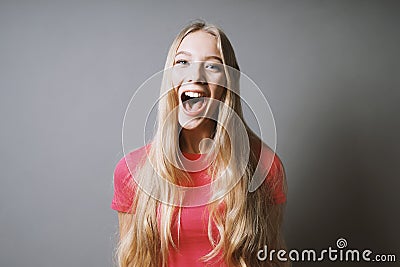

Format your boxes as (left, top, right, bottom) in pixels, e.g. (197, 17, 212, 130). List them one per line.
(111, 145, 149, 213)
(113, 145, 149, 189)
(249, 135, 280, 173)
(266, 150, 287, 204)
(269, 150, 285, 178)
(249, 136, 287, 204)
(258, 144, 285, 182)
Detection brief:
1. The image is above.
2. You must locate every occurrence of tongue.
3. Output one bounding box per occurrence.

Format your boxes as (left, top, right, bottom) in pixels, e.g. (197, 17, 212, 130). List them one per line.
(184, 98, 204, 112)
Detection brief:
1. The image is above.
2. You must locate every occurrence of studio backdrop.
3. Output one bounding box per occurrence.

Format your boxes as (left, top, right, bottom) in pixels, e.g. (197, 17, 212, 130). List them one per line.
(0, 1, 399, 266)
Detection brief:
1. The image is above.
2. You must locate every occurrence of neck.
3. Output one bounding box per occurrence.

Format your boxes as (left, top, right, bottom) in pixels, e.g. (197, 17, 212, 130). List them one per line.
(179, 119, 216, 154)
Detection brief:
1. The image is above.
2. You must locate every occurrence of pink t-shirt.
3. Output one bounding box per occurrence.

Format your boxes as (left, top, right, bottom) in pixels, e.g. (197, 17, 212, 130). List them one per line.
(111, 146, 286, 266)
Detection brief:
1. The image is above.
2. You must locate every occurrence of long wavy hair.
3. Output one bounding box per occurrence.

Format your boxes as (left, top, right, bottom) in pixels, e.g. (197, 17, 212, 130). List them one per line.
(116, 20, 288, 267)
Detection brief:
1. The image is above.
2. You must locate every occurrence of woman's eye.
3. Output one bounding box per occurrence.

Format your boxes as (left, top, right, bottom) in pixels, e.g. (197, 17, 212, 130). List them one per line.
(206, 63, 221, 71)
(175, 59, 188, 65)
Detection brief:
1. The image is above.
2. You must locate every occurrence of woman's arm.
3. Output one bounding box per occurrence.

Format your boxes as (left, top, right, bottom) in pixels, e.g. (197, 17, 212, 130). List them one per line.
(117, 211, 133, 240)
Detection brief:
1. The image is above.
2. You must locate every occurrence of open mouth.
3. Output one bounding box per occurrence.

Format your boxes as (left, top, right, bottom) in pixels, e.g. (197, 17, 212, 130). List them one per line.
(180, 91, 208, 113)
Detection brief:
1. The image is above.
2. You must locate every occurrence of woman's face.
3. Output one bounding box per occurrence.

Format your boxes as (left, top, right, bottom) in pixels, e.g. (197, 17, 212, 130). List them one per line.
(172, 30, 226, 130)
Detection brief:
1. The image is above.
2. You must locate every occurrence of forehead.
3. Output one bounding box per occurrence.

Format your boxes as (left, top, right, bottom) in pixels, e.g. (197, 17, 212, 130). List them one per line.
(176, 30, 220, 57)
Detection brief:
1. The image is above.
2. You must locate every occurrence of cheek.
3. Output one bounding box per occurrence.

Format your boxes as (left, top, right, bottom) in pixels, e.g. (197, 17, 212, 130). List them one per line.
(171, 68, 185, 89)
(211, 86, 225, 101)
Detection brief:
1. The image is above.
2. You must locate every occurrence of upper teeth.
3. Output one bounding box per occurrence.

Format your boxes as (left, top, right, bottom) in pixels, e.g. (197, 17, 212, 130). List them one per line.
(184, 92, 203, 98)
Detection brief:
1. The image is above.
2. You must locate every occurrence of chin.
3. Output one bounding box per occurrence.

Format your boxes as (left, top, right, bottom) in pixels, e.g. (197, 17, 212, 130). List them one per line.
(178, 115, 204, 130)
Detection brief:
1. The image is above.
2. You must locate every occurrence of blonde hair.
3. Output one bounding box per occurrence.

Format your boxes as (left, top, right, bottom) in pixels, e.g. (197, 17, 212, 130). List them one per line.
(116, 20, 288, 267)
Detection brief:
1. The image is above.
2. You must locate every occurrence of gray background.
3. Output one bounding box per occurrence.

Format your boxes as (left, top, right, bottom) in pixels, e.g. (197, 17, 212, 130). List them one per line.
(0, 1, 399, 266)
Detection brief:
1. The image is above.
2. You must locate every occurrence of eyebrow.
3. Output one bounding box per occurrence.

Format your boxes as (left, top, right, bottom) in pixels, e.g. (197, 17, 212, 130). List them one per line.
(175, 51, 223, 63)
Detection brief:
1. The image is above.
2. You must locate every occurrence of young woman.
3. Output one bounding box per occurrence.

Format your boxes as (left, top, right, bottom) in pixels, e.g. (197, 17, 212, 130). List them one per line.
(111, 20, 288, 267)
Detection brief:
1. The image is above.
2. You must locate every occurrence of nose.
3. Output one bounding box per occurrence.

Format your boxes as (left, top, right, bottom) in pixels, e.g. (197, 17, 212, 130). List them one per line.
(187, 62, 206, 84)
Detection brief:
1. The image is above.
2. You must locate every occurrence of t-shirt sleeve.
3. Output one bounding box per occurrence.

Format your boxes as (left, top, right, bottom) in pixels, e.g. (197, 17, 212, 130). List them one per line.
(262, 151, 286, 204)
(265, 154, 287, 205)
(111, 156, 137, 213)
